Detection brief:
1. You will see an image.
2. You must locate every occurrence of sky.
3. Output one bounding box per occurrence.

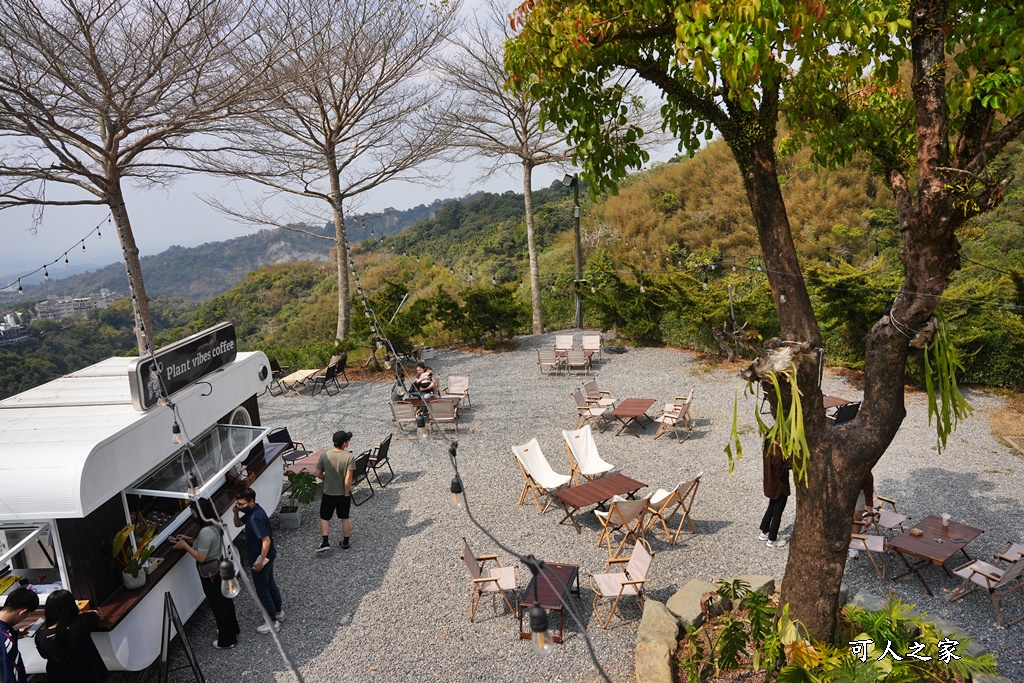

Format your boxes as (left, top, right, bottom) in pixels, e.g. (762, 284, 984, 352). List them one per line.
(0, 0, 674, 287)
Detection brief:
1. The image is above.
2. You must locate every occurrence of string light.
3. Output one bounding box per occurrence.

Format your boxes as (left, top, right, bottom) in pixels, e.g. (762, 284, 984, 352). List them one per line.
(0, 214, 108, 292)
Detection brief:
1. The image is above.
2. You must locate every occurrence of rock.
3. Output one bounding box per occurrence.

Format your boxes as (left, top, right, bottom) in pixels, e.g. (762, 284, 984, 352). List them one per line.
(731, 574, 775, 606)
(666, 578, 718, 627)
(634, 640, 672, 683)
(851, 591, 886, 612)
(972, 674, 1013, 683)
(638, 599, 679, 655)
(838, 583, 849, 606)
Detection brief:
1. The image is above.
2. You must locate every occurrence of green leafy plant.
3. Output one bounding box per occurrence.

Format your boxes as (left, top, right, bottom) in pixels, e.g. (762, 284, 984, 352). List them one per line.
(923, 320, 973, 453)
(677, 587, 997, 682)
(112, 522, 157, 579)
(284, 470, 318, 506)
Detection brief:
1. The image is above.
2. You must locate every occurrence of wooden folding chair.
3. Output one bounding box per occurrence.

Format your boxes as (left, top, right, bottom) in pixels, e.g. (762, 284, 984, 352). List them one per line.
(562, 426, 614, 484)
(572, 389, 608, 432)
(582, 379, 616, 407)
(645, 473, 702, 544)
(537, 348, 563, 377)
(565, 349, 590, 376)
(993, 540, 1024, 567)
(949, 555, 1024, 628)
(590, 539, 653, 628)
(554, 334, 575, 353)
(444, 374, 471, 408)
(849, 533, 887, 580)
(595, 497, 651, 558)
(390, 402, 420, 440)
(461, 538, 519, 622)
(870, 495, 909, 535)
(581, 334, 602, 363)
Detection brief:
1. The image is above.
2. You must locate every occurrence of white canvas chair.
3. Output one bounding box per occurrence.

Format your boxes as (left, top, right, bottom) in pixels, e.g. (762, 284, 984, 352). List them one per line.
(994, 540, 1024, 567)
(645, 473, 702, 545)
(582, 334, 602, 363)
(565, 349, 590, 376)
(948, 555, 1024, 628)
(512, 439, 572, 514)
(572, 389, 608, 432)
(461, 537, 519, 622)
(595, 496, 651, 558)
(869, 495, 909, 535)
(444, 374, 471, 408)
(590, 539, 654, 628)
(562, 426, 614, 484)
(849, 533, 887, 580)
(537, 348, 563, 377)
(554, 334, 575, 353)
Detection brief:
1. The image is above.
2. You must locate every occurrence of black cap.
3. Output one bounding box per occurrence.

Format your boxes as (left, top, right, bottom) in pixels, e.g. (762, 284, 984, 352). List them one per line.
(333, 430, 353, 448)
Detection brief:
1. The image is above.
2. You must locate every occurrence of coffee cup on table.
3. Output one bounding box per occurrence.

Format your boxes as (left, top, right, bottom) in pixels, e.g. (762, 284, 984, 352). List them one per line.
(941, 513, 951, 528)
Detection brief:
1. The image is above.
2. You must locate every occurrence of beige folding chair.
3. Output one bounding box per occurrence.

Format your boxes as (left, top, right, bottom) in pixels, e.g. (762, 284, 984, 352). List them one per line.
(428, 399, 459, 438)
(849, 533, 887, 580)
(443, 374, 471, 408)
(572, 389, 608, 432)
(582, 379, 616, 407)
(948, 555, 1024, 628)
(554, 334, 575, 353)
(461, 537, 519, 622)
(512, 439, 572, 514)
(562, 426, 614, 484)
(595, 496, 651, 558)
(581, 334, 602, 363)
(390, 402, 420, 440)
(870, 495, 909, 535)
(565, 349, 590, 376)
(653, 401, 693, 442)
(590, 539, 654, 628)
(645, 473, 702, 545)
(994, 540, 1024, 567)
(537, 348, 563, 377)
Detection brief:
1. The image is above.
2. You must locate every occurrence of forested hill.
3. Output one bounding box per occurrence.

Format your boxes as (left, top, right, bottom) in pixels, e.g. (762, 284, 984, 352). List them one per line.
(4, 197, 453, 304)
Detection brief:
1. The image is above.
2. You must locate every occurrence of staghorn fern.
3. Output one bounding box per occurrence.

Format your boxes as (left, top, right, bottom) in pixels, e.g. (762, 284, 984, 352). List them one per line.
(923, 319, 973, 453)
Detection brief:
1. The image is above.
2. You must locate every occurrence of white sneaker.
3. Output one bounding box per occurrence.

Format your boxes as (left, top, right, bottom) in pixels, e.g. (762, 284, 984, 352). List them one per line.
(256, 621, 280, 634)
(766, 538, 788, 548)
(758, 532, 770, 541)
(848, 549, 860, 559)
(274, 610, 286, 622)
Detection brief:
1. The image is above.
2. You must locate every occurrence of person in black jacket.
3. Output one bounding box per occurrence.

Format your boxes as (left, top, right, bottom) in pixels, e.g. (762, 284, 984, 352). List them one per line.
(34, 589, 107, 683)
(759, 438, 791, 548)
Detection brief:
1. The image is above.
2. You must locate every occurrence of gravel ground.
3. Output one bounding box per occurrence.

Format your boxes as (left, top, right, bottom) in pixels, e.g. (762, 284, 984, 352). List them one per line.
(141, 333, 1024, 683)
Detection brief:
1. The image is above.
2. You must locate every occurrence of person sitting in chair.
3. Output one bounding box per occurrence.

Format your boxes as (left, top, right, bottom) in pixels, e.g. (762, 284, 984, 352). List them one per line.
(413, 363, 437, 398)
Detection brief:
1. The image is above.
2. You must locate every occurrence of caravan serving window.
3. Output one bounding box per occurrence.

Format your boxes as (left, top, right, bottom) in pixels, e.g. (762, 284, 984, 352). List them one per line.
(0, 521, 64, 605)
(125, 424, 271, 547)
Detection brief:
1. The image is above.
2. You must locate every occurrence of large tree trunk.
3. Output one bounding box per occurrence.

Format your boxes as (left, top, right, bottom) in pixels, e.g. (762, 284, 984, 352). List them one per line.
(108, 178, 154, 354)
(328, 158, 350, 341)
(522, 160, 543, 334)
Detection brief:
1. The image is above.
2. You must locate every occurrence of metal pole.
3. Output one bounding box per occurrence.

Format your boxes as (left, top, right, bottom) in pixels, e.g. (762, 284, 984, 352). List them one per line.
(573, 174, 582, 329)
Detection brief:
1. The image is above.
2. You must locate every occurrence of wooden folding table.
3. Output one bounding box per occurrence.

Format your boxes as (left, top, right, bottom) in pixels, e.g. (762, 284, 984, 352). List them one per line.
(888, 515, 983, 596)
(610, 398, 656, 437)
(551, 473, 647, 534)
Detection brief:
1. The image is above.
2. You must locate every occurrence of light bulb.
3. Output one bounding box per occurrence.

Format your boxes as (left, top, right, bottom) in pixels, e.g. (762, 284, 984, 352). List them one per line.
(450, 476, 464, 510)
(17, 280, 23, 295)
(590, 286, 596, 294)
(82, 242, 86, 251)
(529, 607, 553, 657)
(43, 267, 49, 280)
(779, 287, 788, 304)
(172, 422, 181, 444)
(64, 254, 69, 266)
(220, 560, 240, 598)
(417, 414, 427, 440)
(639, 285, 645, 293)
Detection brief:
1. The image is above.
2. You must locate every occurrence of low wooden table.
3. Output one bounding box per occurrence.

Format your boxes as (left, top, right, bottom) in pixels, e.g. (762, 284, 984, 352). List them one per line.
(610, 398, 656, 437)
(518, 563, 580, 644)
(823, 395, 851, 409)
(888, 515, 984, 596)
(284, 449, 325, 475)
(280, 369, 320, 396)
(551, 473, 647, 534)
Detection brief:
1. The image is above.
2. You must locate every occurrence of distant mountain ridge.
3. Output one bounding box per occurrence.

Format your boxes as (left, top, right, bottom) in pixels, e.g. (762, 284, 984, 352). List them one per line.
(4, 198, 455, 304)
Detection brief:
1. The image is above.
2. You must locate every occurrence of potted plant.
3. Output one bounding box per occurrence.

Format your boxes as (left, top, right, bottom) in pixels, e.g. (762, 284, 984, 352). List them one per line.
(279, 470, 318, 529)
(113, 522, 156, 590)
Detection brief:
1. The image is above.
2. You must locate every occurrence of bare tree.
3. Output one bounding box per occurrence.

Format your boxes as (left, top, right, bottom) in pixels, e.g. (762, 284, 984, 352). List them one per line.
(436, 0, 573, 334)
(193, 0, 460, 341)
(0, 0, 271, 352)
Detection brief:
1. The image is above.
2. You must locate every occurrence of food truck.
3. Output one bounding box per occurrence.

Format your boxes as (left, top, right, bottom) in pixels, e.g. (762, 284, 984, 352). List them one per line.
(0, 323, 285, 672)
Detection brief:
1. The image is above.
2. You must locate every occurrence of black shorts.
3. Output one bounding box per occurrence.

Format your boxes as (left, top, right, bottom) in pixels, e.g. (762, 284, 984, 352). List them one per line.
(320, 493, 351, 520)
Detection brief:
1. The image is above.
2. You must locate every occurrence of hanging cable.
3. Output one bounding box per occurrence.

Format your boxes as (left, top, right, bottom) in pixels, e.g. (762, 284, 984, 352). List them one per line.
(1, 214, 109, 291)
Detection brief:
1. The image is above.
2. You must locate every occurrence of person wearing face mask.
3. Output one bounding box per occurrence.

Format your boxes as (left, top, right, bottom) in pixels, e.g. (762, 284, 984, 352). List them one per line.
(233, 487, 284, 634)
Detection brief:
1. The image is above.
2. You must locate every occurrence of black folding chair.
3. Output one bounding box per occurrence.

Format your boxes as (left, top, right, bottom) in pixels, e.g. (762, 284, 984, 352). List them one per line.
(336, 353, 351, 388)
(831, 401, 862, 425)
(309, 362, 342, 397)
(350, 451, 375, 506)
(360, 435, 394, 488)
(267, 359, 288, 396)
(267, 427, 310, 466)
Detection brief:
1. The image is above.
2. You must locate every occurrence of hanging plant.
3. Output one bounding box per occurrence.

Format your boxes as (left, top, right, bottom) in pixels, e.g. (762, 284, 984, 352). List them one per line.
(725, 360, 811, 485)
(922, 319, 973, 452)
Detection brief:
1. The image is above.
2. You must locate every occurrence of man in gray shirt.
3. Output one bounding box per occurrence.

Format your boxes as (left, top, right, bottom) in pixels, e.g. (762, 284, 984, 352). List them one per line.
(315, 430, 356, 552)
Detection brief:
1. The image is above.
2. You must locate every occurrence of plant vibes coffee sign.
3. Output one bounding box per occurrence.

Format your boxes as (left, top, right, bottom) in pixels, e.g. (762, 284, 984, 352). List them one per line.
(128, 322, 237, 411)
